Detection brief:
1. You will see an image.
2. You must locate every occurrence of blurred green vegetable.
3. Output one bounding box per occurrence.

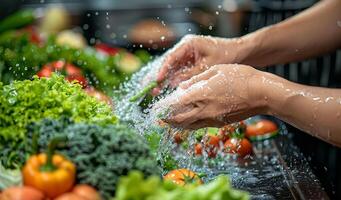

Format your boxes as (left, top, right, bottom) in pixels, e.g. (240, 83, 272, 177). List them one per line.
(0, 10, 35, 33)
(0, 163, 22, 190)
(129, 81, 158, 102)
(114, 171, 249, 200)
(23, 119, 160, 199)
(0, 30, 145, 93)
(0, 74, 117, 143)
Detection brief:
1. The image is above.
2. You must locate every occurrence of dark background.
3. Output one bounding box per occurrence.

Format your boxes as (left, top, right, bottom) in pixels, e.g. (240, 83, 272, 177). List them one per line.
(1, 0, 340, 199)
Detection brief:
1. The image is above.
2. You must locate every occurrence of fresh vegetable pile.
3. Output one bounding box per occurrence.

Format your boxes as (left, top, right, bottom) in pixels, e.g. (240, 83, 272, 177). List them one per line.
(25, 119, 160, 199)
(0, 9, 150, 94)
(0, 74, 116, 141)
(0, 9, 257, 200)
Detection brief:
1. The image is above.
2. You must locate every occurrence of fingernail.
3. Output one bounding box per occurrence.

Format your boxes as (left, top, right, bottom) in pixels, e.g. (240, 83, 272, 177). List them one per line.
(151, 87, 160, 96)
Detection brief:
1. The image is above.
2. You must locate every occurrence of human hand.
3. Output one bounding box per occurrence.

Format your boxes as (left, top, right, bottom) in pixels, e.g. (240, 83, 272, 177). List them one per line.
(153, 35, 250, 94)
(159, 64, 266, 129)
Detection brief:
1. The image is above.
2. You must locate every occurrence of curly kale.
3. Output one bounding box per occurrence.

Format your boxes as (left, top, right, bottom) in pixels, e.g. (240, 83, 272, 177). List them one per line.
(25, 119, 160, 199)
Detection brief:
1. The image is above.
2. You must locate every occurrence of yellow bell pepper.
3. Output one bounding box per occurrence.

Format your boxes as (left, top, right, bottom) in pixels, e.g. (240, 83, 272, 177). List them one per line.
(22, 136, 76, 198)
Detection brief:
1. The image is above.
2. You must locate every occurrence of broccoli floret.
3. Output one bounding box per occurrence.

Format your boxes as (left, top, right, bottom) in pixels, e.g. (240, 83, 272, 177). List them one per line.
(26, 119, 160, 199)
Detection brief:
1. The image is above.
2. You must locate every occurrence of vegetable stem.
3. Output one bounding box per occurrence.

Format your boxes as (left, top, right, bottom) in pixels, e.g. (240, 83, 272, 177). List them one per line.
(40, 136, 67, 172)
(129, 81, 158, 102)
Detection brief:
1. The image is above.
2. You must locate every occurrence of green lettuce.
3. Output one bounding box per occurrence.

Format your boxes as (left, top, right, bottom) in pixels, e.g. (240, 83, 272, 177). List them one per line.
(114, 171, 249, 200)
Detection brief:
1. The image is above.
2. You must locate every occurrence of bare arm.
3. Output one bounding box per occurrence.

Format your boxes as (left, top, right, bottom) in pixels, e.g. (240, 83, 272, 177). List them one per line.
(256, 71, 341, 147)
(162, 64, 341, 147)
(240, 0, 341, 67)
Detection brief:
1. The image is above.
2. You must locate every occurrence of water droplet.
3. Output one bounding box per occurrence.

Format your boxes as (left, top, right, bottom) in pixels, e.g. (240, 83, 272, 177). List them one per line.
(83, 24, 89, 30)
(327, 130, 331, 139)
(337, 20, 341, 28)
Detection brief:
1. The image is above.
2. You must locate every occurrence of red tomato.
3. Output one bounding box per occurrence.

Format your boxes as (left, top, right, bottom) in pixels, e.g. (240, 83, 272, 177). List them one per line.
(206, 134, 221, 158)
(84, 87, 113, 106)
(37, 61, 87, 88)
(24, 26, 42, 45)
(0, 186, 45, 200)
(54, 193, 87, 200)
(194, 143, 202, 156)
(66, 75, 88, 88)
(95, 43, 120, 56)
(72, 184, 101, 200)
(224, 138, 252, 157)
(163, 169, 202, 186)
(36, 66, 53, 77)
(218, 121, 247, 143)
(246, 120, 278, 138)
(173, 132, 183, 144)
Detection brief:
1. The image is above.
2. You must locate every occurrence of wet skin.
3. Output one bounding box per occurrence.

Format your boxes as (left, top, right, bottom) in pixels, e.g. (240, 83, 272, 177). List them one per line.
(155, 0, 341, 147)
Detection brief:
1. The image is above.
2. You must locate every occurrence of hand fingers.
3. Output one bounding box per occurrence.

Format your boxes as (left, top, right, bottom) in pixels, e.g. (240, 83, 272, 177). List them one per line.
(163, 85, 210, 127)
(157, 43, 189, 83)
(179, 68, 217, 90)
(184, 119, 225, 130)
(164, 105, 202, 127)
(151, 87, 161, 96)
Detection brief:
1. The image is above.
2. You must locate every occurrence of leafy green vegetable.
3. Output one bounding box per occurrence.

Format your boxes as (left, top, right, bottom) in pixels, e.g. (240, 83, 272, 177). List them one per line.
(114, 171, 249, 200)
(134, 49, 152, 64)
(0, 30, 136, 93)
(0, 74, 117, 142)
(0, 163, 22, 190)
(24, 119, 160, 199)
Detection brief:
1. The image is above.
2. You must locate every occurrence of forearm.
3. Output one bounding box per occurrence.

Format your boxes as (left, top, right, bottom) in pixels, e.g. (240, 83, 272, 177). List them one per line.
(239, 0, 341, 67)
(256, 72, 341, 147)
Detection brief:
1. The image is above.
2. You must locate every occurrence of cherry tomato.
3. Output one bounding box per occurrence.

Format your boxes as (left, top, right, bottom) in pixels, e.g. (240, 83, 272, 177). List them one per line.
(95, 43, 120, 56)
(173, 132, 183, 144)
(246, 120, 278, 138)
(24, 26, 42, 45)
(205, 134, 220, 157)
(163, 169, 202, 186)
(218, 121, 247, 143)
(224, 138, 252, 157)
(84, 87, 113, 106)
(37, 61, 87, 88)
(194, 143, 203, 156)
(36, 66, 53, 77)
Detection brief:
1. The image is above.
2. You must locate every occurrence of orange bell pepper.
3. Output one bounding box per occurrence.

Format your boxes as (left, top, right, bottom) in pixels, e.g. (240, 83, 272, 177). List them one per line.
(22, 136, 76, 198)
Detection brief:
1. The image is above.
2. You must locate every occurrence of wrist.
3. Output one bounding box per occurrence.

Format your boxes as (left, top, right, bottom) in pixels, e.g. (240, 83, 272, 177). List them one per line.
(239, 26, 275, 67)
(247, 70, 269, 114)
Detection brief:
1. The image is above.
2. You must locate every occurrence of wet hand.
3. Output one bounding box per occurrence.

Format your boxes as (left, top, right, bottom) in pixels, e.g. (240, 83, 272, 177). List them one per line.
(160, 64, 266, 129)
(153, 35, 247, 94)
